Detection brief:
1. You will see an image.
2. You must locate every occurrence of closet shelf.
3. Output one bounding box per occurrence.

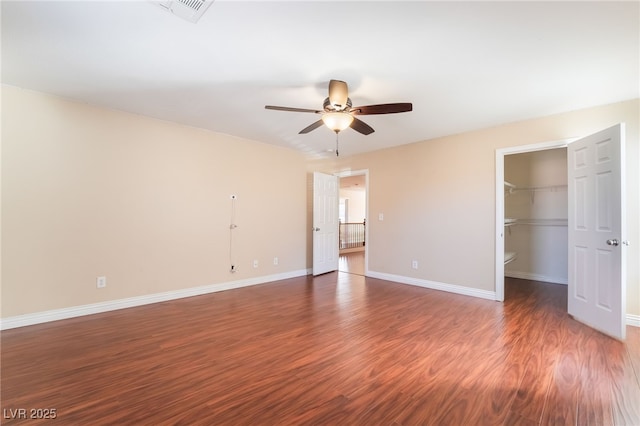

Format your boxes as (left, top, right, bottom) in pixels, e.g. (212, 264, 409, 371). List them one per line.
(504, 251, 517, 265)
(505, 183, 567, 202)
(504, 181, 517, 196)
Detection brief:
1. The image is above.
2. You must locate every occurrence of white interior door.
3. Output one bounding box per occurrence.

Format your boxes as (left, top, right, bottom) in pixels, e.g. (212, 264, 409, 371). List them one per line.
(313, 172, 339, 275)
(568, 124, 626, 339)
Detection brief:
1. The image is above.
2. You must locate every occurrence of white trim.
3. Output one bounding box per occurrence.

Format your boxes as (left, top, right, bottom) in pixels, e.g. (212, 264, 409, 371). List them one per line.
(627, 314, 640, 327)
(505, 271, 568, 285)
(367, 270, 496, 301)
(497, 138, 576, 156)
(496, 150, 506, 301)
(0, 269, 311, 330)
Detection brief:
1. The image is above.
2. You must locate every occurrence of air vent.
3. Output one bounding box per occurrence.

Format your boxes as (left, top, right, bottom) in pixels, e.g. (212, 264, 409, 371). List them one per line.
(154, 0, 214, 23)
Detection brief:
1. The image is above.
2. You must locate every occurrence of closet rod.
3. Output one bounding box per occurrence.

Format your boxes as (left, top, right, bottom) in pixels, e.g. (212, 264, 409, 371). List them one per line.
(507, 218, 568, 227)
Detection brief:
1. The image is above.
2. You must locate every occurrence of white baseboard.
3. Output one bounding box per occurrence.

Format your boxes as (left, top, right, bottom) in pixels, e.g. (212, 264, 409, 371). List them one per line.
(505, 270, 568, 285)
(1, 269, 312, 330)
(4, 268, 636, 330)
(627, 314, 640, 327)
(366, 270, 496, 301)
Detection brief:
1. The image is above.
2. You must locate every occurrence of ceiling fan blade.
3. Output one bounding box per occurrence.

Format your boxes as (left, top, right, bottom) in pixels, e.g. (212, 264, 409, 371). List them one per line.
(328, 80, 349, 110)
(350, 117, 375, 135)
(265, 105, 322, 114)
(299, 120, 325, 134)
(351, 103, 413, 115)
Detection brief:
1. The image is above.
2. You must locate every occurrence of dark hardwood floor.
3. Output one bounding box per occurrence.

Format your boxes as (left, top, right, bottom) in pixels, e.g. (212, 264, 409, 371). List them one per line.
(338, 251, 365, 276)
(2, 275, 639, 425)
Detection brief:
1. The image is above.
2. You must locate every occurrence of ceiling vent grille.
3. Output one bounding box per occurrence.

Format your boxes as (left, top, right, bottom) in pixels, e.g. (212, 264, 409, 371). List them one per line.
(154, 0, 214, 23)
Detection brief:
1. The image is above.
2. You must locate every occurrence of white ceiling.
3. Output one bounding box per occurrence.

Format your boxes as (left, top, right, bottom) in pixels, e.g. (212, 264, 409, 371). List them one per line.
(2, 1, 638, 158)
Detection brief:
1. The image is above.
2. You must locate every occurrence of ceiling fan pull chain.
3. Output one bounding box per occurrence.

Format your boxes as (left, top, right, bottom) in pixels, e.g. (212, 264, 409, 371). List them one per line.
(335, 132, 339, 157)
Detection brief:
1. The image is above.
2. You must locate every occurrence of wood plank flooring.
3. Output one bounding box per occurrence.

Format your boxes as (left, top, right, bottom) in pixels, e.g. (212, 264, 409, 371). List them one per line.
(338, 251, 365, 276)
(2, 275, 639, 425)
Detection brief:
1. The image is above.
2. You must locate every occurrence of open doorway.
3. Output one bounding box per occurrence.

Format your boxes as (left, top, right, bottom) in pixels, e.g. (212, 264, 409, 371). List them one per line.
(337, 171, 367, 276)
(501, 126, 627, 339)
(496, 140, 571, 301)
(503, 148, 569, 292)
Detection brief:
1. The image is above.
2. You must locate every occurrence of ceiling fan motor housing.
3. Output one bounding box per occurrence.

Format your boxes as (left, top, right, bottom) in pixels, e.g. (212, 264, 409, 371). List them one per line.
(323, 97, 352, 112)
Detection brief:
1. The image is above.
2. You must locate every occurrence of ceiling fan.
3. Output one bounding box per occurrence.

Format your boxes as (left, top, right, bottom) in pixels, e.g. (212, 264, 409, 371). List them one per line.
(265, 80, 412, 138)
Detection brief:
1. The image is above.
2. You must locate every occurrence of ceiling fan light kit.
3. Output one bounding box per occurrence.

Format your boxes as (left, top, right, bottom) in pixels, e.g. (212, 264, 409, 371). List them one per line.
(321, 112, 354, 133)
(265, 79, 412, 155)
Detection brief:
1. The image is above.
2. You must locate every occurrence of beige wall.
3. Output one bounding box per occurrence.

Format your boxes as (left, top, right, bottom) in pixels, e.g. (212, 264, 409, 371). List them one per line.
(1, 85, 308, 318)
(311, 99, 639, 316)
(3, 85, 638, 321)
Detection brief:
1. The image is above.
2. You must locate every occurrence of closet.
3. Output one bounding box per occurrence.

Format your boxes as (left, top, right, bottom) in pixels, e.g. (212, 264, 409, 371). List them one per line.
(504, 148, 568, 285)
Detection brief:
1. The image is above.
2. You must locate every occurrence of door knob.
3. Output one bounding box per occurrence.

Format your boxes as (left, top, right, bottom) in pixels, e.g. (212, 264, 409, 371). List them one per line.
(313, 227, 320, 232)
(606, 239, 619, 246)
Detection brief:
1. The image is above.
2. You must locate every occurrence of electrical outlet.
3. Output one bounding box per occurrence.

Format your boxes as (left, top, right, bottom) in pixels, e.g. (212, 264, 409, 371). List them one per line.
(230, 265, 236, 273)
(96, 276, 107, 288)
(411, 260, 418, 270)
(253, 260, 259, 268)
(273, 257, 279, 266)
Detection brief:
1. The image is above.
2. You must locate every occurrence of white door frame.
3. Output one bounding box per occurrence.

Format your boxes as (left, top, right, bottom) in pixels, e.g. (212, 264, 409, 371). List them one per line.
(495, 139, 575, 301)
(335, 169, 369, 276)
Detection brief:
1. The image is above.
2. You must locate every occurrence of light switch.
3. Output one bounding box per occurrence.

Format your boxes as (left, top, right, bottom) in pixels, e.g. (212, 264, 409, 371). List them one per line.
(378, 213, 384, 221)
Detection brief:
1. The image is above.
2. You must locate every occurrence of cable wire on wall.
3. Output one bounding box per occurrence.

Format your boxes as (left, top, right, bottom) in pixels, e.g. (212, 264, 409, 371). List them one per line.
(229, 195, 238, 272)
